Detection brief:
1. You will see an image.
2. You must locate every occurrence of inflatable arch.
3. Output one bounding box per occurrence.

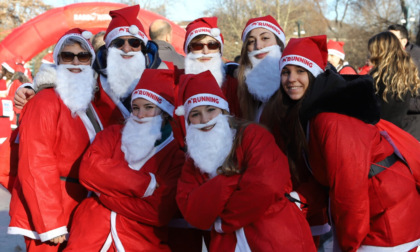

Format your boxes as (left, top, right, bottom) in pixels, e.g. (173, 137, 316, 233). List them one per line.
(0, 2, 186, 63)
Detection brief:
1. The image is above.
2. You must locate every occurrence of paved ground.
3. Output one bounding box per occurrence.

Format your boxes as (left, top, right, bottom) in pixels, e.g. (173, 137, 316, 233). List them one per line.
(0, 187, 25, 252)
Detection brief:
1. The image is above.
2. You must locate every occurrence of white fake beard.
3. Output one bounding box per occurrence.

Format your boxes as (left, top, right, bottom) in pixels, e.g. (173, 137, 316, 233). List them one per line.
(106, 47, 146, 100)
(186, 114, 235, 178)
(245, 45, 282, 102)
(121, 114, 163, 167)
(184, 52, 226, 87)
(55, 64, 95, 115)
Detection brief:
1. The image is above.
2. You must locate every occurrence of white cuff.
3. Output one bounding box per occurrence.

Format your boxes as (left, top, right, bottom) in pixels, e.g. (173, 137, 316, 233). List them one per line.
(18, 82, 36, 91)
(214, 217, 224, 233)
(39, 226, 68, 242)
(289, 191, 302, 210)
(143, 173, 157, 197)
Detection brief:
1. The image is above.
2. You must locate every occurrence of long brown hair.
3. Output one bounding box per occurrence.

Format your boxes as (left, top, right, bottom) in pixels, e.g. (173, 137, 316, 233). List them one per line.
(263, 69, 315, 184)
(237, 32, 284, 121)
(368, 31, 420, 102)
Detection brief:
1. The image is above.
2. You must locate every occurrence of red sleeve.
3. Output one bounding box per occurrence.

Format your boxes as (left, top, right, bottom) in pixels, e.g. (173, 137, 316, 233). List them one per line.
(176, 158, 240, 230)
(18, 91, 66, 233)
(98, 145, 185, 226)
(310, 113, 371, 251)
(218, 125, 291, 233)
(79, 126, 151, 198)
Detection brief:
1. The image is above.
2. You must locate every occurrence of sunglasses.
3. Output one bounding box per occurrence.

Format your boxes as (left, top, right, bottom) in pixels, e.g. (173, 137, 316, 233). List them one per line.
(189, 41, 221, 51)
(60, 52, 92, 63)
(111, 38, 143, 48)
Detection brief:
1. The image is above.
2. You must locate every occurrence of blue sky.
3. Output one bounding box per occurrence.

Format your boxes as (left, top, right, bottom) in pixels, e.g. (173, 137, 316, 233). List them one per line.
(43, 0, 213, 22)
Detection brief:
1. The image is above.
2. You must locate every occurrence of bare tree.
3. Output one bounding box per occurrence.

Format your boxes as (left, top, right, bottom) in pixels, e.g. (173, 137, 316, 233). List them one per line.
(0, 0, 51, 40)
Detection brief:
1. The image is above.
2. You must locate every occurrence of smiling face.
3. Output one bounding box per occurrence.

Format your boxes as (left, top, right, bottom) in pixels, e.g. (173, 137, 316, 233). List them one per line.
(131, 98, 162, 122)
(58, 43, 91, 73)
(246, 28, 277, 59)
(281, 65, 310, 101)
(188, 105, 223, 131)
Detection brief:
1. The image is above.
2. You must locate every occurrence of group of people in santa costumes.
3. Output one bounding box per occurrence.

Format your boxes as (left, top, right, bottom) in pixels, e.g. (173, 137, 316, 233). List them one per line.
(4, 3, 420, 252)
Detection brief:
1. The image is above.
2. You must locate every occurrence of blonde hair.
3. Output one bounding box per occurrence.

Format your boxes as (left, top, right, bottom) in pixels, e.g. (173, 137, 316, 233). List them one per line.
(237, 31, 284, 120)
(368, 31, 420, 102)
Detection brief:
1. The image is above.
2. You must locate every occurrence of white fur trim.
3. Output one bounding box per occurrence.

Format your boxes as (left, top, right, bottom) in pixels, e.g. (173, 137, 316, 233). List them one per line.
(242, 20, 285, 46)
(289, 191, 302, 210)
(131, 89, 174, 116)
(214, 217, 223, 233)
(33, 64, 56, 88)
(310, 223, 331, 236)
(211, 28, 221, 37)
(105, 26, 148, 48)
(53, 33, 96, 66)
(358, 238, 420, 252)
(82, 31, 93, 40)
(143, 173, 157, 197)
(1, 62, 14, 73)
(8, 226, 40, 240)
(184, 93, 229, 118)
(235, 228, 252, 252)
(279, 54, 324, 78)
(328, 49, 345, 60)
(100, 233, 113, 252)
(175, 105, 185, 116)
(110, 211, 125, 251)
(38, 226, 68, 242)
(129, 25, 139, 35)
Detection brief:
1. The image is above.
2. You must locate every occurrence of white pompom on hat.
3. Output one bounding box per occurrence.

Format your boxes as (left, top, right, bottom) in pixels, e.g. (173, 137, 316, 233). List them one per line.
(104, 5, 148, 48)
(183, 17, 224, 54)
(53, 28, 96, 66)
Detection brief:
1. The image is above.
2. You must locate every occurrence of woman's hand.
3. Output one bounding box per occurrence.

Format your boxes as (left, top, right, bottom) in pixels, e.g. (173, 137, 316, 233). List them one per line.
(49, 234, 66, 244)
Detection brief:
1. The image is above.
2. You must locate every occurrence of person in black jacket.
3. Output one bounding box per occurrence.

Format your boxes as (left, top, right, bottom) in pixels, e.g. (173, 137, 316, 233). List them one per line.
(368, 31, 420, 134)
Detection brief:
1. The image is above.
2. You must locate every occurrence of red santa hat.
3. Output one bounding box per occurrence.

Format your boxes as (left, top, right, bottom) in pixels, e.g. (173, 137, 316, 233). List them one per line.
(1, 59, 17, 73)
(327, 40, 345, 60)
(131, 69, 175, 117)
(279, 35, 328, 78)
(183, 17, 224, 54)
(241, 15, 285, 46)
(42, 52, 54, 64)
(53, 28, 96, 66)
(104, 5, 148, 48)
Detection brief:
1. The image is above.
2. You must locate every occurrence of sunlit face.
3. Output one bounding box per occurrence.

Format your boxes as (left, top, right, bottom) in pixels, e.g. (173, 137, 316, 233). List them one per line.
(188, 105, 223, 131)
(111, 35, 143, 57)
(59, 43, 91, 73)
(189, 36, 221, 62)
(281, 65, 310, 101)
(131, 98, 162, 122)
(327, 54, 341, 68)
(247, 28, 277, 58)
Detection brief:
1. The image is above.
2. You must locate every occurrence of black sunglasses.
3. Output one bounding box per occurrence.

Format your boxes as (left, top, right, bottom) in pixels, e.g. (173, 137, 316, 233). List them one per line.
(111, 38, 143, 48)
(60, 51, 92, 63)
(189, 41, 221, 51)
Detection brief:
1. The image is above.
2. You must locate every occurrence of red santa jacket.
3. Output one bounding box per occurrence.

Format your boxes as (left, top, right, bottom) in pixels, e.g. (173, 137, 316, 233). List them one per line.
(307, 112, 420, 251)
(0, 79, 23, 191)
(176, 124, 316, 252)
(65, 124, 185, 251)
(92, 75, 128, 128)
(8, 89, 89, 242)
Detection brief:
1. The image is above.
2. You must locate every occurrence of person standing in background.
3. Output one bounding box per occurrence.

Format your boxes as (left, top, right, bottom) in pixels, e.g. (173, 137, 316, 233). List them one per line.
(149, 19, 185, 69)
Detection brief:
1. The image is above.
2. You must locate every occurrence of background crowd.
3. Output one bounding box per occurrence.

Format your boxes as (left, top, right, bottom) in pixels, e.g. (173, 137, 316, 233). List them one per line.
(0, 3, 420, 252)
